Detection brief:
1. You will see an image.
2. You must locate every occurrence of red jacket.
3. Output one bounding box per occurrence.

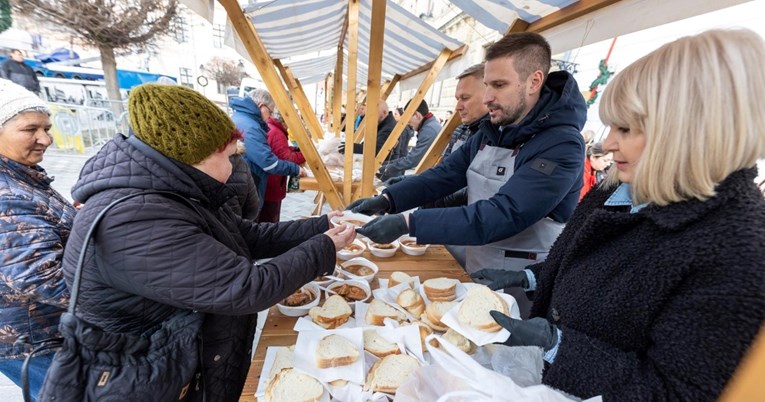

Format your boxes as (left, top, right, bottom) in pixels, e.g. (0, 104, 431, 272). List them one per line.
(265, 117, 305, 202)
(579, 157, 597, 202)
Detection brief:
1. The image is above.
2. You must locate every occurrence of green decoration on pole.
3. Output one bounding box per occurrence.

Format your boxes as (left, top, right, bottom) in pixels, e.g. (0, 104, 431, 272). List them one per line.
(0, 0, 12, 34)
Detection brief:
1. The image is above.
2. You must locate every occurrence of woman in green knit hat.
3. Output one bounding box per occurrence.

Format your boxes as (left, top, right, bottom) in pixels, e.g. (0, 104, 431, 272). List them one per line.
(52, 83, 355, 401)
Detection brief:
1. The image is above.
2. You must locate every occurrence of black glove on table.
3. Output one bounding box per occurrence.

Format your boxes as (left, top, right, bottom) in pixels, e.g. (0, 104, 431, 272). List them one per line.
(346, 195, 390, 215)
(356, 214, 408, 244)
(383, 175, 406, 186)
(490, 312, 558, 351)
(470, 269, 529, 291)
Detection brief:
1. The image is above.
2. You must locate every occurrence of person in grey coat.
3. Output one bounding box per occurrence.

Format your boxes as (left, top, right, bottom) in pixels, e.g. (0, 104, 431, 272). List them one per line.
(378, 99, 441, 180)
(60, 84, 356, 401)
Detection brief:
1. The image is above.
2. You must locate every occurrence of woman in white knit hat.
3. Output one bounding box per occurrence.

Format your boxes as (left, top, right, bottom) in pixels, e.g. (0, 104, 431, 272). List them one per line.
(0, 78, 75, 401)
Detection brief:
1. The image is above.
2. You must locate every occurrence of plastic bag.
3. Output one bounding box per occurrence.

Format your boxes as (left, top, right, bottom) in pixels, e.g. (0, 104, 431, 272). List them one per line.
(396, 334, 602, 402)
(316, 135, 344, 168)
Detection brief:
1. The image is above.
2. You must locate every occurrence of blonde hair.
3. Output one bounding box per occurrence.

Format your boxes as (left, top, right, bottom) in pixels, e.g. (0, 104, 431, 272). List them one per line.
(599, 29, 765, 205)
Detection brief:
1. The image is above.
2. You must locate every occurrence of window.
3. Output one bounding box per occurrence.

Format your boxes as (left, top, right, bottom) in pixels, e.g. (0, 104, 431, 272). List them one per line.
(174, 15, 189, 43)
(179, 67, 193, 88)
(213, 24, 225, 49)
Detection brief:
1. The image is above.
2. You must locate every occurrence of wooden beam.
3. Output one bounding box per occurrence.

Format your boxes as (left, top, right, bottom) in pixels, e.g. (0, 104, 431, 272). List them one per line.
(527, 0, 622, 33)
(505, 19, 530, 35)
(343, 0, 360, 201)
(218, 0, 344, 209)
(273, 61, 324, 140)
(360, 0, 386, 197)
(721, 326, 765, 402)
(374, 48, 452, 170)
(332, 48, 344, 136)
(400, 45, 466, 80)
(415, 108, 461, 173)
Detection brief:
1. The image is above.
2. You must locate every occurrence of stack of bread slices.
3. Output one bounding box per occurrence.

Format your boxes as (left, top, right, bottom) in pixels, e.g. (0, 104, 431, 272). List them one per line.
(364, 354, 420, 394)
(264, 368, 323, 402)
(365, 299, 406, 326)
(309, 294, 352, 329)
(363, 330, 400, 358)
(457, 285, 508, 332)
(421, 301, 456, 332)
(389, 271, 415, 288)
(316, 333, 360, 368)
(422, 277, 458, 301)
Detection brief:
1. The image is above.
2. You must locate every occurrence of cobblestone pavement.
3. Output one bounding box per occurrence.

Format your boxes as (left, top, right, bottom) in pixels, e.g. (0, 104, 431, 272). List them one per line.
(1, 149, 330, 399)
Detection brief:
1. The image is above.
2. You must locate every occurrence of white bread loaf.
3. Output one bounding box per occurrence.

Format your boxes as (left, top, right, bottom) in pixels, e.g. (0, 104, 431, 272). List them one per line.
(365, 299, 406, 326)
(363, 330, 400, 358)
(309, 294, 352, 329)
(424, 301, 457, 328)
(389, 271, 414, 288)
(316, 334, 360, 369)
(420, 314, 449, 332)
(264, 368, 323, 402)
(457, 285, 508, 332)
(364, 354, 420, 394)
(396, 288, 425, 316)
(267, 346, 295, 381)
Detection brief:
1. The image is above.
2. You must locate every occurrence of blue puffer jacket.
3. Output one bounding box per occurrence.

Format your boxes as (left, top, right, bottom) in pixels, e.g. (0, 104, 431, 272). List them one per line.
(385, 71, 586, 245)
(229, 96, 300, 204)
(0, 156, 74, 358)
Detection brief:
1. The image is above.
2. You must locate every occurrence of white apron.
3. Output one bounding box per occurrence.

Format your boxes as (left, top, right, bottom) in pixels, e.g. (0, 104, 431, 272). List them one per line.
(466, 144, 564, 318)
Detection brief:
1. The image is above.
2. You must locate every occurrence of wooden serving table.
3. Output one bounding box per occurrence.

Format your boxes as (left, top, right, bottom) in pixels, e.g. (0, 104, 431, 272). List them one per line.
(238, 245, 469, 401)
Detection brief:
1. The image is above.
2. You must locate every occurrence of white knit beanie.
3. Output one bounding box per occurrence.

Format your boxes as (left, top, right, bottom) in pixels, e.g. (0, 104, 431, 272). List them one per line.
(0, 79, 49, 127)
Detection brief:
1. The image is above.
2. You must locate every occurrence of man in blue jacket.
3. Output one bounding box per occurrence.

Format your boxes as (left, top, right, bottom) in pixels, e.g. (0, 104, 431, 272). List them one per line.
(229, 89, 304, 209)
(350, 32, 586, 317)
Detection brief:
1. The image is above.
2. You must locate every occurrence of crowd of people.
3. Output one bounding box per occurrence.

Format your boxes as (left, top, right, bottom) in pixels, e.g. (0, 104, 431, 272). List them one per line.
(0, 27, 763, 402)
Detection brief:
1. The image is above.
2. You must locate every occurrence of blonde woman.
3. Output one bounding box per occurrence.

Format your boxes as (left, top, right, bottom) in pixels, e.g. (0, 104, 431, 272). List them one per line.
(472, 29, 765, 400)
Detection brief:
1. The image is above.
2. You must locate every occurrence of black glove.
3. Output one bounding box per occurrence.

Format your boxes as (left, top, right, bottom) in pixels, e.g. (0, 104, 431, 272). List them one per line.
(470, 269, 529, 291)
(346, 195, 390, 215)
(490, 312, 558, 351)
(356, 215, 408, 244)
(383, 175, 406, 187)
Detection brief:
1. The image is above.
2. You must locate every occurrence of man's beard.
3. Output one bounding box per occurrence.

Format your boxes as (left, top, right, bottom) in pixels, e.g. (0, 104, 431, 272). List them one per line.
(490, 91, 527, 126)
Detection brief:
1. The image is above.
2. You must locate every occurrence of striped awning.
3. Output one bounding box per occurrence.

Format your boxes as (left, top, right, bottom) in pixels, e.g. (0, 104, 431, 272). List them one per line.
(450, 0, 578, 33)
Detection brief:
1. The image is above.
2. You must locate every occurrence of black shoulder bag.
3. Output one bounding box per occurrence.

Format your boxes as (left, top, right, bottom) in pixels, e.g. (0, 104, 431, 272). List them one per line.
(19, 191, 206, 402)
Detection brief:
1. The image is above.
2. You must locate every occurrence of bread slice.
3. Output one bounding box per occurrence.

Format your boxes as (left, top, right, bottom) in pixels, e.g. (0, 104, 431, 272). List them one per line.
(420, 314, 449, 332)
(364, 354, 420, 394)
(363, 330, 400, 358)
(316, 334, 360, 369)
(403, 321, 434, 351)
(441, 328, 476, 354)
(267, 346, 295, 381)
(365, 299, 406, 326)
(457, 285, 508, 332)
(265, 368, 323, 402)
(389, 271, 414, 288)
(309, 294, 352, 329)
(422, 278, 457, 301)
(425, 301, 457, 327)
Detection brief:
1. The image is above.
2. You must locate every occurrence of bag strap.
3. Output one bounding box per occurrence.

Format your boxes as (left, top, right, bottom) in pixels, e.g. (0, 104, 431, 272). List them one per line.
(68, 190, 206, 314)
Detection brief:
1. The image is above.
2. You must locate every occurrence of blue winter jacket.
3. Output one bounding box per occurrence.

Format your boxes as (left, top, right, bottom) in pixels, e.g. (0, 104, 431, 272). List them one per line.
(384, 71, 586, 245)
(229, 96, 300, 203)
(0, 156, 75, 358)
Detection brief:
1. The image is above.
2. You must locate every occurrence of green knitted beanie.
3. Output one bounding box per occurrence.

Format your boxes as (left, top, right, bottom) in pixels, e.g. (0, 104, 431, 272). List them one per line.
(128, 84, 235, 165)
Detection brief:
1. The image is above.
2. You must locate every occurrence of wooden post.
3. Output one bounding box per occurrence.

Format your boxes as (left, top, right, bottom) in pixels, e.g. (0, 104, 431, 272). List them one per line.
(373, 49, 452, 170)
(343, 0, 360, 201)
(274, 60, 324, 140)
(332, 51, 344, 137)
(360, 0, 386, 197)
(415, 108, 460, 173)
(720, 326, 765, 402)
(218, 0, 343, 209)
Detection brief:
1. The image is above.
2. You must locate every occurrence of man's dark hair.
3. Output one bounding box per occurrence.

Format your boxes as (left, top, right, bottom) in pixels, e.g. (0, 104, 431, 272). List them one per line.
(10, 49, 22, 55)
(405, 98, 429, 115)
(485, 32, 551, 81)
(456, 63, 484, 81)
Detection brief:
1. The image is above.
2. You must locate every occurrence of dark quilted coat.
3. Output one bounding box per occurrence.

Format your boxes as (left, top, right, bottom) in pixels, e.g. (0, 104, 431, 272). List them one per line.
(527, 168, 765, 401)
(62, 133, 336, 401)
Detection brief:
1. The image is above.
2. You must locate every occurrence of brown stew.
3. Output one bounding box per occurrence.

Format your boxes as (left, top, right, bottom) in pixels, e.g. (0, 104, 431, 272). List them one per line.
(343, 264, 373, 276)
(342, 244, 363, 252)
(332, 284, 367, 301)
(370, 243, 395, 250)
(282, 288, 315, 307)
(340, 219, 366, 226)
(401, 240, 425, 248)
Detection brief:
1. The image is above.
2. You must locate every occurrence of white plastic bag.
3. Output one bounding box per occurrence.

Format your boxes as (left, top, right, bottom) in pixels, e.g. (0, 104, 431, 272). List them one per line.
(395, 334, 601, 402)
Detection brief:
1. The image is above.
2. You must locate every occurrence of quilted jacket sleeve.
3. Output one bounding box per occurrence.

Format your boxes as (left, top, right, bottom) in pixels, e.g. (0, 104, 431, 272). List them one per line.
(0, 196, 69, 307)
(238, 215, 331, 260)
(94, 202, 335, 315)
